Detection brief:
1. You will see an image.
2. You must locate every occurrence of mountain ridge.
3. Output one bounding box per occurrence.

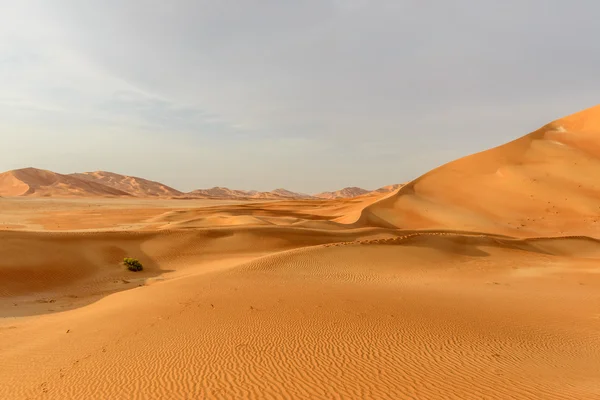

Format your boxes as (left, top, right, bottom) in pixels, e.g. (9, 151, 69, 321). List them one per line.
(0, 168, 398, 200)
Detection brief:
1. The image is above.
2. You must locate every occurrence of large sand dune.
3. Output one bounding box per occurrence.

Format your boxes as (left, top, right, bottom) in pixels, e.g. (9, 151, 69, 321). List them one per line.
(1, 106, 600, 399)
(360, 105, 600, 237)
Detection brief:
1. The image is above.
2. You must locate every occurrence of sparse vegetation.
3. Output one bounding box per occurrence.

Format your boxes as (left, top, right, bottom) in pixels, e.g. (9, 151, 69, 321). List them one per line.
(123, 257, 143, 272)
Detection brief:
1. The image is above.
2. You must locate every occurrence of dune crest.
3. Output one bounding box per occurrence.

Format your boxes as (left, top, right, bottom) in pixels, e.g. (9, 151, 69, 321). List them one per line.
(551, 103, 600, 133)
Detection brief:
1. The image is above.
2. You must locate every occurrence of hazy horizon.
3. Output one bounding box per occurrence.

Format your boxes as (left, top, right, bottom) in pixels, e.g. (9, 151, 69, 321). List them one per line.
(1, 1, 599, 193)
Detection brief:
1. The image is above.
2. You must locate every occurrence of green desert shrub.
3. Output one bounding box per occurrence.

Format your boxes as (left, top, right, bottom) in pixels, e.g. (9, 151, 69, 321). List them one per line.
(123, 257, 143, 272)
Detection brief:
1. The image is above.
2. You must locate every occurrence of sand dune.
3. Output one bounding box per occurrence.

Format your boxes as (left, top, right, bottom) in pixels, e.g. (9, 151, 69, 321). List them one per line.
(315, 186, 369, 199)
(2, 106, 600, 399)
(0, 225, 373, 316)
(0, 168, 132, 197)
(2, 228, 599, 399)
(70, 171, 184, 197)
(360, 105, 600, 237)
(188, 186, 315, 200)
(373, 183, 405, 193)
(186, 186, 251, 198)
(270, 188, 314, 199)
(310, 185, 404, 200)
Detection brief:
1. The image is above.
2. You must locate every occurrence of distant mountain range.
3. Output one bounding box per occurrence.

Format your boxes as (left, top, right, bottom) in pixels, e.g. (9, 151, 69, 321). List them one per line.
(314, 187, 370, 199)
(187, 186, 315, 200)
(0, 167, 404, 200)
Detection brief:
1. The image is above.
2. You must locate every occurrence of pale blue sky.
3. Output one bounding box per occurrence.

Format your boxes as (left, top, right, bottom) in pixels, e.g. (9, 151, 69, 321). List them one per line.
(1, 1, 598, 193)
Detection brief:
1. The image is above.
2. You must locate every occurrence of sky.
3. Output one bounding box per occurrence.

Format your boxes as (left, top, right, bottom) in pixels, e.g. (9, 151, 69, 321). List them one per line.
(1, 1, 599, 194)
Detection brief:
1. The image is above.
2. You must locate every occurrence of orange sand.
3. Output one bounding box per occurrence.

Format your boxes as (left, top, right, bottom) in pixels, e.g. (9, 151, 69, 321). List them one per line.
(1, 105, 600, 399)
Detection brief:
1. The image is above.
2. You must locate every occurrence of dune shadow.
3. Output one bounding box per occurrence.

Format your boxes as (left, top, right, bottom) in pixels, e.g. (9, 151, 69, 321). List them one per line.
(394, 234, 492, 257)
(0, 231, 173, 318)
(384, 231, 600, 259)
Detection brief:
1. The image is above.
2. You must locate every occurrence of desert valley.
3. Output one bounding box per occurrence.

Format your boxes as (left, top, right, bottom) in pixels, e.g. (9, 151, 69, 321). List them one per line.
(1, 105, 600, 399)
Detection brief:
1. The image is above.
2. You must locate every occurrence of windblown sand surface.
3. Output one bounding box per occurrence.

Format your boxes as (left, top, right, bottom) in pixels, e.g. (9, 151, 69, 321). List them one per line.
(2, 106, 600, 399)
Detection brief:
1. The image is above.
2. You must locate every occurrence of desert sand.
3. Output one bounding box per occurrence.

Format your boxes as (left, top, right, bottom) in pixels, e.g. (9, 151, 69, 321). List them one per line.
(1, 106, 600, 399)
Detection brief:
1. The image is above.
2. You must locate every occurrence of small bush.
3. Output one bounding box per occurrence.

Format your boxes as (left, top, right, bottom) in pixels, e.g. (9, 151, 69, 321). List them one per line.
(123, 257, 143, 272)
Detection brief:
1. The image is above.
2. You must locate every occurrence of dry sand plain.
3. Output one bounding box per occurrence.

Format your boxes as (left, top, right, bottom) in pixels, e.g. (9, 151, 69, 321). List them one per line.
(2, 106, 600, 399)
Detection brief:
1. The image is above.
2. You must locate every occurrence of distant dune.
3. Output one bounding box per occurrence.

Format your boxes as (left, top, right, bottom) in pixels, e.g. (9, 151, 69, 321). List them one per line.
(359, 104, 600, 237)
(372, 183, 405, 194)
(187, 187, 315, 200)
(269, 188, 314, 199)
(186, 186, 251, 199)
(313, 184, 406, 200)
(70, 171, 184, 197)
(315, 187, 369, 199)
(0, 168, 131, 197)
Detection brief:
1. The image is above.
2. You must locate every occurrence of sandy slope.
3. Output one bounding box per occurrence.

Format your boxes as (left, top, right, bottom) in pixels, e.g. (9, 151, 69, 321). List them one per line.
(1, 232, 599, 399)
(360, 105, 600, 236)
(70, 171, 184, 197)
(2, 106, 600, 399)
